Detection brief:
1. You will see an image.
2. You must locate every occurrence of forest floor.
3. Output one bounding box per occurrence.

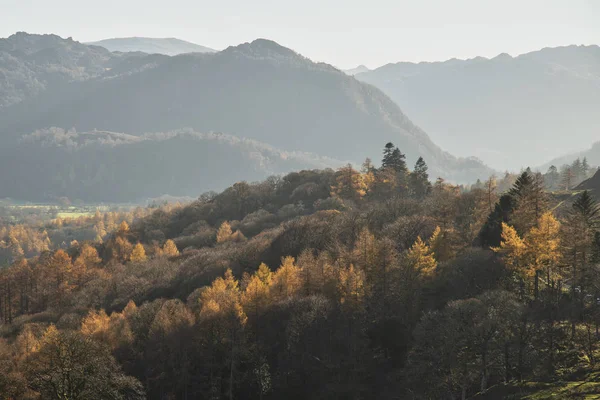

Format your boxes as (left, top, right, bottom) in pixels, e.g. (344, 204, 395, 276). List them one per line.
(474, 370, 600, 399)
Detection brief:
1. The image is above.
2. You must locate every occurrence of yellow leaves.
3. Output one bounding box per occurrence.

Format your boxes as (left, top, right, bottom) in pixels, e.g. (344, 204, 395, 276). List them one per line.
(331, 164, 368, 201)
(217, 221, 233, 243)
(241, 273, 271, 319)
(429, 226, 455, 263)
(200, 269, 247, 326)
(493, 223, 527, 272)
(337, 264, 366, 309)
(494, 213, 562, 280)
(406, 237, 437, 277)
(129, 243, 147, 263)
(161, 239, 179, 257)
(15, 324, 42, 359)
(526, 212, 561, 271)
(270, 257, 302, 302)
(216, 221, 247, 244)
(41, 324, 60, 346)
(150, 299, 195, 338)
(80, 309, 110, 341)
(112, 236, 133, 263)
(118, 220, 130, 234)
(256, 263, 272, 285)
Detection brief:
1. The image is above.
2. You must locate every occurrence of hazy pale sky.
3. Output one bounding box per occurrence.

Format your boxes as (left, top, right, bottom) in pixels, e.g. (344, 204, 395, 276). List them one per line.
(2, 0, 599, 68)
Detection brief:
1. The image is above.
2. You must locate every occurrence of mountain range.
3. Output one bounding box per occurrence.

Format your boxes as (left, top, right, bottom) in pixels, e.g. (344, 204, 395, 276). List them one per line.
(86, 37, 216, 55)
(0, 33, 493, 201)
(356, 45, 600, 170)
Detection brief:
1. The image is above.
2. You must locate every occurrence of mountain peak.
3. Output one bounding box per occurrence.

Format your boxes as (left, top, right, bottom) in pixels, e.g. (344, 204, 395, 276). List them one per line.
(86, 37, 216, 55)
(225, 38, 300, 60)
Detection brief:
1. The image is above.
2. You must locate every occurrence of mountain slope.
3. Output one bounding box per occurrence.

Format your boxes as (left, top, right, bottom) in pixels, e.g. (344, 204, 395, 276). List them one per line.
(356, 45, 600, 170)
(0, 36, 493, 184)
(87, 37, 216, 55)
(539, 141, 600, 171)
(0, 32, 164, 108)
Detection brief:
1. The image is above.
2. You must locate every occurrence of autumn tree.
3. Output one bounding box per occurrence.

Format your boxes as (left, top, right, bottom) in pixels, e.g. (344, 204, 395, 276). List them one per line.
(429, 226, 455, 263)
(24, 325, 145, 400)
(130, 243, 147, 263)
(331, 164, 367, 202)
(270, 257, 302, 302)
(161, 239, 179, 257)
(241, 263, 272, 328)
(199, 269, 247, 399)
(217, 221, 234, 243)
(525, 212, 561, 298)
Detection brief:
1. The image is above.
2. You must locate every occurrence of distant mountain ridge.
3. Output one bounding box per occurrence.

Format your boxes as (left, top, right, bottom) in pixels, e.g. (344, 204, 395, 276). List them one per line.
(0, 32, 163, 108)
(0, 33, 494, 201)
(539, 141, 600, 171)
(344, 65, 370, 75)
(87, 37, 216, 55)
(356, 45, 600, 170)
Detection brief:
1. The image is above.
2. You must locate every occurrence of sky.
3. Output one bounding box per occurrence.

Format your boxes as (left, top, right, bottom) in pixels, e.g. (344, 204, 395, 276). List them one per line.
(1, 0, 599, 69)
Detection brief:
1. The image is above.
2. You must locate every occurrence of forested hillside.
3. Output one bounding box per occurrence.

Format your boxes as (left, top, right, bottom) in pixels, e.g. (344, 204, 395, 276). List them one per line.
(356, 45, 600, 170)
(0, 129, 343, 202)
(1, 143, 600, 399)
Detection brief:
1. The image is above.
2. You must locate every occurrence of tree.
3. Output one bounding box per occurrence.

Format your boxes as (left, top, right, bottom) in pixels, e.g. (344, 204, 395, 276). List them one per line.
(331, 164, 367, 202)
(525, 212, 562, 298)
(337, 264, 366, 312)
(410, 157, 432, 199)
(510, 171, 549, 234)
(361, 158, 376, 196)
(408, 291, 523, 399)
(73, 244, 100, 286)
(485, 175, 498, 213)
(270, 257, 302, 302)
(161, 239, 179, 257)
(200, 270, 247, 400)
(217, 221, 234, 243)
(241, 265, 272, 325)
(24, 325, 145, 400)
(382, 146, 407, 174)
(117, 220, 130, 235)
(544, 165, 560, 190)
(129, 243, 147, 263)
(405, 237, 437, 277)
(560, 166, 575, 190)
(380, 143, 408, 192)
(493, 223, 527, 275)
(582, 157, 590, 178)
(562, 191, 600, 295)
(429, 226, 455, 263)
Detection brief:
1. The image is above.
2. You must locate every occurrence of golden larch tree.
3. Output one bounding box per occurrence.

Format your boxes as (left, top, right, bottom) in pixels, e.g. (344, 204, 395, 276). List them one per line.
(217, 221, 234, 243)
(130, 243, 147, 263)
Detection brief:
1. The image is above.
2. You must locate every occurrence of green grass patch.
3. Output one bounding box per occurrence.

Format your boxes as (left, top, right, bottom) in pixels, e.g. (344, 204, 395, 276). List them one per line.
(474, 371, 600, 399)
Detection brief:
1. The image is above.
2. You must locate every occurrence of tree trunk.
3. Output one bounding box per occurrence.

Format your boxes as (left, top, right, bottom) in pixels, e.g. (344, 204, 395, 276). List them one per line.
(504, 342, 511, 383)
